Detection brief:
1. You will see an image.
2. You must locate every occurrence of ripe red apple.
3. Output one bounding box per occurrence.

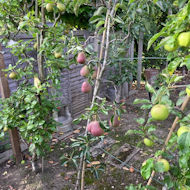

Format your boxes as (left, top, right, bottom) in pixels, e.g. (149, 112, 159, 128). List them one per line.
(80, 65, 89, 77)
(77, 52, 86, 64)
(81, 81, 92, 93)
(109, 115, 120, 127)
(92, 68, 97, 79)
(87, 124, 92, 133)
(88, 121, 104, 137)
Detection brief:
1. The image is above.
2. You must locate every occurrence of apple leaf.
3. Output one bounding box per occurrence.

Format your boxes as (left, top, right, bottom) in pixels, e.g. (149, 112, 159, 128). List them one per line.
(178, 131, 190, 149)
(145, 82, 156, 94)
(133, 98, 150, 104)
(141, 158, 154, 180)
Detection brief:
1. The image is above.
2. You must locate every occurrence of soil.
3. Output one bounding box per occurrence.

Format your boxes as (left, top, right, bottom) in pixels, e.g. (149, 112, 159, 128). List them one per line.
(0, 83, 188, 190)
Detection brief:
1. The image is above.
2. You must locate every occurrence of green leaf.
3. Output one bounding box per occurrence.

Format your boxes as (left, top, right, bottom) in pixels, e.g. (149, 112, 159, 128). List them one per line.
(89, 15, 103, 24)
(93, 6, 106, 16)
(73, 118, 81, 125)
(145, 82, 155, 94)
(114, 16, 124, 24)
(141, 104, 152, 109)
(147, 28, 166, 50)
(141, 158, 154, 180)
(133, 99, 150, 104)
(136, 118, 145, 125)
(183, 55, 190, 70)
(98, 27, 106, 35)
(128, 0, 135, 4)
(29, 143, 35, 153)
(168, 58, 181, 73)
(125, 129, 144, 136)
(178, 0, 188, 8)
(178, 131, 190, 149)
(96, 20, 105, 29)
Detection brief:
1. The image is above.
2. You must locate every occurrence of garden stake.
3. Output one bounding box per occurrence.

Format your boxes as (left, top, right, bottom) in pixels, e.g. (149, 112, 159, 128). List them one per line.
(146, 95, 190, 187)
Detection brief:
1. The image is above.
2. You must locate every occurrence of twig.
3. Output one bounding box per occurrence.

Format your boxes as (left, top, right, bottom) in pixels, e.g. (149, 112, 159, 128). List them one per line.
(168, 85, 187, 89)
(74, 155, 84, 190)
(52, 13, 61, 27)
(146, 95, 190, 187)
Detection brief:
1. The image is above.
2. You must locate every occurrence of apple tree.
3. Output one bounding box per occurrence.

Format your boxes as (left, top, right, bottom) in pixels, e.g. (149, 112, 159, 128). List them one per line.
(126, 1, 190, 189)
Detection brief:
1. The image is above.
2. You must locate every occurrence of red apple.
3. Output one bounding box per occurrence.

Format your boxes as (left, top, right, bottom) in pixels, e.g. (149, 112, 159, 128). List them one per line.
(109, 115, 120, 127)
(92, 67, 97, 79)
(81, 81, 92, 93)
(77, 52, 86, 64)
(87, 123, 92, 133)
(80, 65, 89, 77)
(89, 121, 104, 136)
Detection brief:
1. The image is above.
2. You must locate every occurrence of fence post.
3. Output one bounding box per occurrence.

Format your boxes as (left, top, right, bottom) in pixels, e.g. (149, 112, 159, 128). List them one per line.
(0, 44, 22, 164)
(137, 31, 144, 89)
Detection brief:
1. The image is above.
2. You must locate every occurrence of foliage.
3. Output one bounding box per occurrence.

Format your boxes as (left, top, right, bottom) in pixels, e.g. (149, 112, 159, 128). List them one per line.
(0, 85, 57, 157)
(0, 0, 91, 160)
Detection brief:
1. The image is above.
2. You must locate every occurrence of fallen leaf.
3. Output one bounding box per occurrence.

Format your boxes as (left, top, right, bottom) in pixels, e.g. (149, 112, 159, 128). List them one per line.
(91, 161, 100, 165)
(73, 129, 80, 134)
(104, 140, 107, 145)
(2, 171, 7, 176)
(48, 160, 54, 164)
(87, 161, 100, 167)
(64, 176, 70, 180)
(122, 167, 129, 171)
(52, 138, 58, 142)
(70, 138, 76, 142)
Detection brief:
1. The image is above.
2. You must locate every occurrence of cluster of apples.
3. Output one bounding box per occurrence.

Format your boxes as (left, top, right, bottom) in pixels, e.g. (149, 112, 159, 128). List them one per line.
(143, 104, 169, 147)
(46, 2, 66, 13)
(164, 31, 190, 52)
(76, 52, 97, 93)
(87, 115, 121, 137)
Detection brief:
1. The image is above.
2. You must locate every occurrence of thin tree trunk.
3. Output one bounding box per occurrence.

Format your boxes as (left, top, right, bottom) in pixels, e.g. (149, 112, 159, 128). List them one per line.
(79, 2, 119, 189)
(137, 31, 144, 89)
(38, 0, 45, 81)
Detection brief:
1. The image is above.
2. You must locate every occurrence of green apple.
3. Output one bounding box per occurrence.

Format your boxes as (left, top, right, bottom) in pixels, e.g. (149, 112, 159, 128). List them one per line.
(151, 104, 169, 121)
(54, 51, 62, 58)
(177, 126, 190, 137)
(177, 32, 190, 47)
(46, 3, 54, 12)
(144, 138, 154, 147)
(9, 72, 17, 79)
(164, 43, 178, 52)
(157, 159, 170, 172)
(186, 87, 190, 96)
(57, 3, 66, 12)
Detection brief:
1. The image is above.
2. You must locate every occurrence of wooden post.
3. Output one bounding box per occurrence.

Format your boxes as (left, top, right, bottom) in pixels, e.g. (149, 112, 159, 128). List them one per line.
(137, 31, 144, 89)
(0, 44, 22, 164)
